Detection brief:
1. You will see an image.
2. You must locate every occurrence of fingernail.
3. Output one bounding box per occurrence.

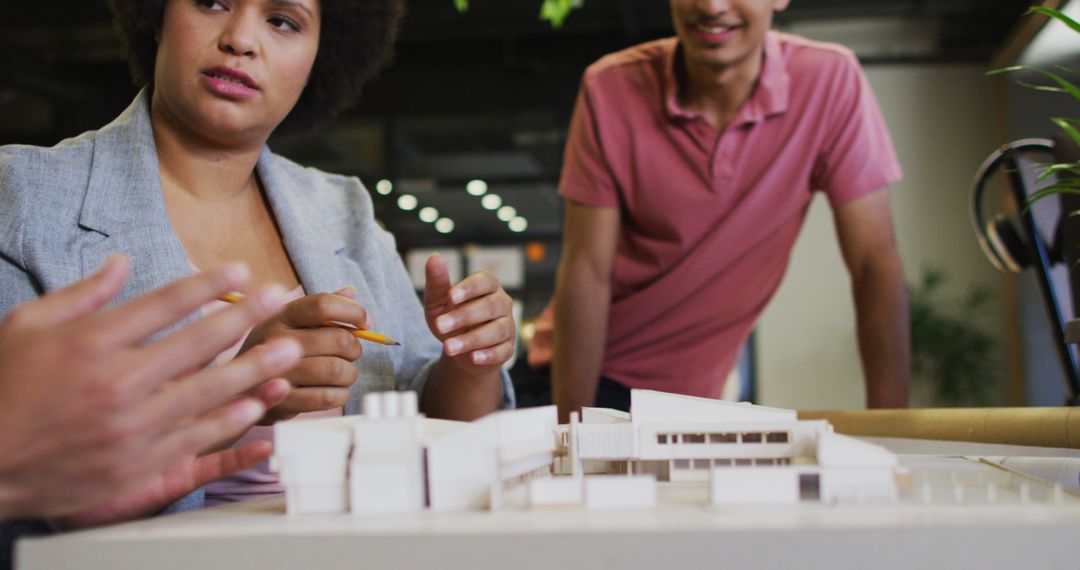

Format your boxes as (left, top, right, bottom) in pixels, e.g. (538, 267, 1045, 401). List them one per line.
(236, 400, 265, 425)
(473, 351, 489, 364)
(446, 339, 463, 355)
(437, 316, 455, 333)
(221, 263, 251, 286)
(450, 289, 465, 304)
(255, 285, 287, 311)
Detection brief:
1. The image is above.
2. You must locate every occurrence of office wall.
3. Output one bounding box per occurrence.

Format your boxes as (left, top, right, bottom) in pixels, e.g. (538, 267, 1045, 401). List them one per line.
(756, 64, 1007, 410)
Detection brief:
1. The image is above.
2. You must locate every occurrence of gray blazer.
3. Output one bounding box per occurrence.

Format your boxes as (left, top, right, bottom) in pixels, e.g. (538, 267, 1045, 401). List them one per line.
(0, 92, 516, 509)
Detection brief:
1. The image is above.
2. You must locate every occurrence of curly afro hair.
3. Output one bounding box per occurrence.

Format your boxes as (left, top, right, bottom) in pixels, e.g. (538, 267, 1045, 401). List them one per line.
(106, 0, 404, 134)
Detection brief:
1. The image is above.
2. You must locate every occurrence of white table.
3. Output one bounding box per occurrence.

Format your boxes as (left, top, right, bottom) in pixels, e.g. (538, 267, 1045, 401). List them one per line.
(18, 438, 1080, 570)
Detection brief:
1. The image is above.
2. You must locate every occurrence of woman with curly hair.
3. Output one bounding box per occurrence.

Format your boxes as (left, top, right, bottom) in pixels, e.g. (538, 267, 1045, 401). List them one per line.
(0, 0, 516, 519)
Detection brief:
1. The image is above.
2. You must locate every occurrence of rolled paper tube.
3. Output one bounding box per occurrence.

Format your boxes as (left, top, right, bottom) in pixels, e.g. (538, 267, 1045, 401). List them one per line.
(797, 408, 1080, 449)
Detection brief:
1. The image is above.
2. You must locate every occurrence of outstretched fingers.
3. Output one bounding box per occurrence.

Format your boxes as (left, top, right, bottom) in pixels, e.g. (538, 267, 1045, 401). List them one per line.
(141, 337, 301, 432)
(144, 397, 269, 467)
(135, 284, 289, 391)
(13, 255, 130, 328)
(88, 263, 252, 350)
(189, 442, 274, 490)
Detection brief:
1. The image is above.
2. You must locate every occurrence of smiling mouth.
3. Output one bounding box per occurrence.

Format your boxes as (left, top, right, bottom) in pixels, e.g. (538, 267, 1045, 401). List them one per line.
(694, 22, 742, 36)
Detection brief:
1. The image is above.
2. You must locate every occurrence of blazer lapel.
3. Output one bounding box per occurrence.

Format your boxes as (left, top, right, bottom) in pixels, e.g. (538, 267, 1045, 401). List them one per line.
(257, 151, 398, 404)
(77, 90, 191, 308)
(256, 148, 354, 296)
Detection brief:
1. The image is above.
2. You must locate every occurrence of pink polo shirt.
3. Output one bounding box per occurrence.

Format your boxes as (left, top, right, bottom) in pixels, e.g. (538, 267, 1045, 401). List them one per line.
(555, 32, 901, 399)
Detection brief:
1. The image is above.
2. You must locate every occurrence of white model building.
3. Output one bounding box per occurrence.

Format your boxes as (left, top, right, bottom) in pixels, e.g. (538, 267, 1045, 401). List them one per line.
(272, 389, 902, 515)
(556, 390, 901, 506)
(274, 391, 558, 515)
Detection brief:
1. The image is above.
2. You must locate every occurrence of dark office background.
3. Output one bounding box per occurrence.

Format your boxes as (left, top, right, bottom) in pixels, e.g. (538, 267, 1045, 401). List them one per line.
(1, 0, 1038, 405)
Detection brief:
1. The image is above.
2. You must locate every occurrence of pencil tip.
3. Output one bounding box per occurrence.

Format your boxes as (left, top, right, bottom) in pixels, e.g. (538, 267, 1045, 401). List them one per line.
(391, 341, 401, 346)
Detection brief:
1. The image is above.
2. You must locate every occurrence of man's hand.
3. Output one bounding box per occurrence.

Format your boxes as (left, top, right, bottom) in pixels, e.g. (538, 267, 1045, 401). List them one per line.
(56, 441, 274, 529)
(239, 288, 366, 424)
(0, 255, 300, 521)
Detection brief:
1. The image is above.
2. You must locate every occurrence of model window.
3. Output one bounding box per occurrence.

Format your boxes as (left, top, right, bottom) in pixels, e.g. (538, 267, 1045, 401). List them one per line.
(683, 434, 706, 444)
(766, 432, 789, 443)
(709, 433, 737, 443)
(657, 434, 668, 444)
(741, 432, 763, 444)
(716, 458, 732, 466)
(735, 458, 752, 466)
(692, 459, 710, 470)
(674, 459, 691, 469)
(800, 473, 821, 501)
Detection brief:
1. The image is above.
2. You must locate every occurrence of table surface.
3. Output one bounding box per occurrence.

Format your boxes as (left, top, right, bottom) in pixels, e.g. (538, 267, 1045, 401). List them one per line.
(17, 438, 1080, 570)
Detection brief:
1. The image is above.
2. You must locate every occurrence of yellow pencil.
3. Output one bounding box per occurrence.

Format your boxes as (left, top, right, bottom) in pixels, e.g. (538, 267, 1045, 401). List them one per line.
(220, 292, 401, 346)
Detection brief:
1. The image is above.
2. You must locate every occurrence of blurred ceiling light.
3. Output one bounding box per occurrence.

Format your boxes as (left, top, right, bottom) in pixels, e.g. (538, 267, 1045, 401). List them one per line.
(397, 194, 418, 211)
(375, 179, 393, 195)
(466, 179, 488, 196)
(419, 207, 439, 223)
(435, 218, 455, 234)
(481, 194, 503, 210)
(509, 217, 528, 233)
(497, 205, 517, 222)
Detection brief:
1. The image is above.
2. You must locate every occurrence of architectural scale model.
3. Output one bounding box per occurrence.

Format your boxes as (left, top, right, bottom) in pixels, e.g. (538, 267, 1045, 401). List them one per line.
(272, 389, 906, 515)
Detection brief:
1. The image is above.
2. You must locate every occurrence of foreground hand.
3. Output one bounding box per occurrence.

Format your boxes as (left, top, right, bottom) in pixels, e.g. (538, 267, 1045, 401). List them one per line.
(0, 256, 300, 521)
(423, 254, 515, 375)
(240, 288, 367, 424)
(57, 441, 274, 530)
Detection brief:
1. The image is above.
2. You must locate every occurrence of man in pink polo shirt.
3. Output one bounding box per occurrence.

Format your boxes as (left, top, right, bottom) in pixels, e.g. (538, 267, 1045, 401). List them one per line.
(548, 0, 909, 420)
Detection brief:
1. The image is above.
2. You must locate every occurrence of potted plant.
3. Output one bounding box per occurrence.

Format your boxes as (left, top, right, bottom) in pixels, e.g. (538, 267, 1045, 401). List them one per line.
(909, 268, 998, 407)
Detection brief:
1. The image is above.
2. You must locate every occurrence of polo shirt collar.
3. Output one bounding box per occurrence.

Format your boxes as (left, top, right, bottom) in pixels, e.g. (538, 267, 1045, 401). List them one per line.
(664, 31, 790, 125)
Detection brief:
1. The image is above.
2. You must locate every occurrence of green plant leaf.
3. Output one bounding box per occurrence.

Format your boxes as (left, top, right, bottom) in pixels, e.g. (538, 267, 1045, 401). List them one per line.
(1035, 162, 1080, 182)
(455, 0, 582, 29)
(539, 0, 583, 29)
(908, 267, 997, 406)
(1000, 67, 1080, 105)
(1025, 185, 1080, 212)
(1033, 179, 1080, 191)
(1027, 6, 1080, 35)
(1053, 117, 1080, 149)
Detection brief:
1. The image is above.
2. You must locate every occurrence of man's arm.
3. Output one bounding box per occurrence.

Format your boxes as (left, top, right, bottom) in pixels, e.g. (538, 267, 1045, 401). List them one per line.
(833, 188, 910, 408)
(552, 200, 620, 422)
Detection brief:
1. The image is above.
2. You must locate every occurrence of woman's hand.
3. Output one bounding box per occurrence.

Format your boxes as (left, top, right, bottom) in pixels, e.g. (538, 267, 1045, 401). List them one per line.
(423, 254, 516, 376)
(240, 288, 368, 424)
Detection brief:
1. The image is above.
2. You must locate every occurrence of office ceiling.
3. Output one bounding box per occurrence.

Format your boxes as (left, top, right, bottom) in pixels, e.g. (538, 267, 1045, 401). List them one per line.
(1, 0, 1036, 247)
